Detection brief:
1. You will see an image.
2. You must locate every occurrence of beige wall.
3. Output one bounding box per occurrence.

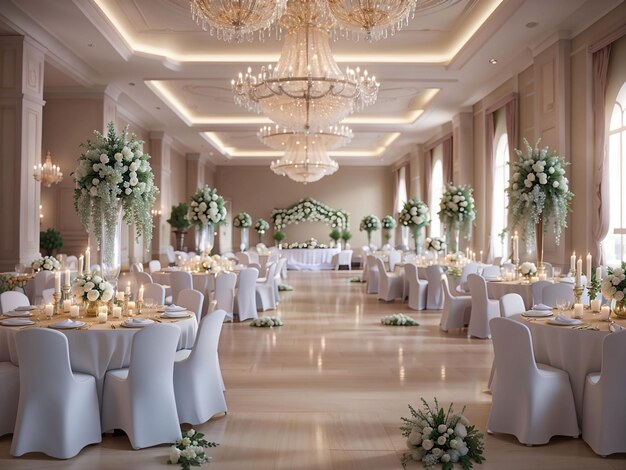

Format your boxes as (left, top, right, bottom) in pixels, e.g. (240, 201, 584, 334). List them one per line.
(216, 166, 394, 249)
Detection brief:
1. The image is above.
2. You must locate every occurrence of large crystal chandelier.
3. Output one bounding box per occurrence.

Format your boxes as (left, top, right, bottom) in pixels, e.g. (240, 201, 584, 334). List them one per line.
(190, 0, 287, 42)
(232, 0, 379, 132)
(33, 151, 63, 187)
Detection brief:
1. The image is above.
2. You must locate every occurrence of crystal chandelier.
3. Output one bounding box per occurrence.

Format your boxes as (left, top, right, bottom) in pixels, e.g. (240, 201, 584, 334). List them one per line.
(33, 151, 63, 187)
(232, 0, 379, 132)
(190, 0, 287, 42)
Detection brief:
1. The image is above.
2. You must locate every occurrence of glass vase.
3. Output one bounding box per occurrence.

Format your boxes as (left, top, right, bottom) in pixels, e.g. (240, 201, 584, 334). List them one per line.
(412, 226, 422, 255)
(197, 223, 215, 255)
(401, 225, 409, 250)
(100, 204, 122, 284)
(240, 227, 249, 251)
(536, 216, 545, 277)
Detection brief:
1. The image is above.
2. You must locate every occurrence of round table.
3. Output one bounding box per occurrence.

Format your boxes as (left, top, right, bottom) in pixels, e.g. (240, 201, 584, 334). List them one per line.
(487, 279, 548, 308)
(511, 311, 624, 425)
(0, 310, 197, 404)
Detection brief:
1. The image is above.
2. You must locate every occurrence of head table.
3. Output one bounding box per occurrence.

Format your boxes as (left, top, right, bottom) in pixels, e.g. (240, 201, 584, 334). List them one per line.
(0, 310, 197, 404)
(281, 248, 340, 271)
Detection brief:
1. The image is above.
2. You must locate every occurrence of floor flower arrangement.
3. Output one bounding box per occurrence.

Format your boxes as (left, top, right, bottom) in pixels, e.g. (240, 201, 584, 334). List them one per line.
(168, 429, 218, 470)
(381, 314, 419, 326)
(250, 316, 284, 327)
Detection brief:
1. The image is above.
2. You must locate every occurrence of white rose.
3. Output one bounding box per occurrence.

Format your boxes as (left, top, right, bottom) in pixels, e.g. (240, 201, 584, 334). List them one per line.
(114, 152, 123, 162)
(615, 291, 625, 301)
(437, 424, 447, 433)
(83, 282, 95, 292)
(449, 439, 459, 449)
(459, 445, 469, 456)
(432, 448, 443, 459)
(129, 162, 139, 172)
(422, 439, 434, 451)
(528, 173, 536, 181)
(437, 435, 447, 445)
(86, 290, 99, 302)
(93, 276, 102, 284)
(441, 454, 451, 463)
(125, 188, 132, 195)
(101, 290, 113, 302)
(454, 423, 467, 438)
(169, 446, 180, 464)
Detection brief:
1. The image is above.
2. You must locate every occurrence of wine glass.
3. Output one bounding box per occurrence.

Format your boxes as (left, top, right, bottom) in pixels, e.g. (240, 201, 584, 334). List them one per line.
(553, 266, 562, 281)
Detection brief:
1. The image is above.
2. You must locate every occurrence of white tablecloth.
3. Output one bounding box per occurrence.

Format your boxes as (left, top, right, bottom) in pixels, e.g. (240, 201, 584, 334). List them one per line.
(487, 280, 539, 309)
(282, 248, 340, 270)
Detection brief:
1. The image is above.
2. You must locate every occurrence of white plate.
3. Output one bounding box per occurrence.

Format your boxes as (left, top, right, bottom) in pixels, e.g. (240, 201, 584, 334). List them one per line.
(49, 320, 85, 329)
(522, 310, 553, 318)
(15, 306, 36, 311)
(121, 319, 155, 328)
(547, 318, 582, 326)
(4, 310, 33, 317)
(532, 304, 552, 311)
(160, 311, 192, 319)
(164, 305, 186, 313)
(1, 318, 35, 327)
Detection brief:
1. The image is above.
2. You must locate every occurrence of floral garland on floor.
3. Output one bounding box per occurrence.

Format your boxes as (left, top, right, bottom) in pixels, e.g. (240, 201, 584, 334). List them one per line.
(71, 272, 114, 303)
(506, 139, 574, 250)
(189, 186, 227, 227)
(381, 314, 419, 326)
(401, 398, 485, 469)
(250, 316, 284, 327)
(438, 183, 475, 240)
(233, 212, 252, 228)
(31, 256, 61, 272)
(271, 197, 349, 231)
(168, 429, 218, 470)
(73, 122, 159, 266)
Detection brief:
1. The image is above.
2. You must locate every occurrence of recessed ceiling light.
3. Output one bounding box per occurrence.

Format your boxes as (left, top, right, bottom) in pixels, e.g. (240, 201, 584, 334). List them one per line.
(128, 82, 135, 86)
(87, 43, 95, 48)
(155, 106, 161, 110)
(526, 21, 539, 28)
(489, 58, 498, 65)
(209, 152, 214, 156)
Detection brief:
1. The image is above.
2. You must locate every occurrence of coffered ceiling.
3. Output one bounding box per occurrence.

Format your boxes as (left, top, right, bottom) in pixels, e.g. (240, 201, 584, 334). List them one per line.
(0, 0, 622, 166)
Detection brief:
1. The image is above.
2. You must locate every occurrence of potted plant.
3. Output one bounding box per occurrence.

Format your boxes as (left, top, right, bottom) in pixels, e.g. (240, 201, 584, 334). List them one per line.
(341, 229, 352, 250)
(167, 203, 192, 251)
(273, 230, 286, 248)
(40, 228, 64, 256)
(329, 228, 341, 248)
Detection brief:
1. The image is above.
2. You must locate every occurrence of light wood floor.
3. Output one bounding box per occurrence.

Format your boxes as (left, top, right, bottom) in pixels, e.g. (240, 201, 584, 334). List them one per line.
(2, 270, 626, 469)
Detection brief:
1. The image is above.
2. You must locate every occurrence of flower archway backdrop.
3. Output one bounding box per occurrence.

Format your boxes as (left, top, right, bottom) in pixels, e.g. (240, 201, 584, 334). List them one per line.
(271, 198, 350, 232)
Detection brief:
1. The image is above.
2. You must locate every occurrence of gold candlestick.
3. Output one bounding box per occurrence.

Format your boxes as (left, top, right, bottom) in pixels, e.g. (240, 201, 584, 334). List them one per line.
(53, 291, 62, 315)
(136, 300, 143, 315)
(62, 285, 71, 302)
(574, 285, 584, 305)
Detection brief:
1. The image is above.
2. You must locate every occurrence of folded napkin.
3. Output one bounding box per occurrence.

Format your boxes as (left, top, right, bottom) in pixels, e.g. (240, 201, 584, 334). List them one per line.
(49, 319, 83, 329)
(4, 310, 33, 317)
(532, 303, 552, 311)
(554, 313, 579, 324)
(165, 304, 186, 312)
(1, 318, 34, 326)
(610, 324, 625, 332)
(15, 305, 36, 311)
(560, 277, 575, 284)
(128, 318, 153, 325)
(161, 311, 191, 318)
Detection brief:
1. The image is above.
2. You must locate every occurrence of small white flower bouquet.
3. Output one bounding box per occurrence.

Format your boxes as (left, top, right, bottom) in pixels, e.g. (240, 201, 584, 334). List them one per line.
(401, 398, 485, 469)
(360, 214, 381, 233)
(519, 261, 537, 279)
(399, 198, 430, 229)
(168, 428, 218, 470)
(189, 186, 227, 227)
(255, 218, 270, 235)
(71, 272, 114, 303)
(382, 215, 397, 230)
(200, 254, 232, 273)
(425, 237, 446, 253)
(381, 314, 419, 326)
(250, 316, 284, 327)
(601, 263, 626, 302)
(233, 212, 252, 228)
(31, 256, 61, 272)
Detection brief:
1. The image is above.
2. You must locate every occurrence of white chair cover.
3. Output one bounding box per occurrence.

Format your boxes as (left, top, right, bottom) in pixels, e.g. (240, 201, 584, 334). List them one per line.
(148, 260, 162, 273)
(388, 250, 402, 272)
(42, 288, 55, 304)
(174, 310, 227, 425)
(334, 250, 353, 271)
(166, 245, 177, 264)
(541, 283, 574, 307)
(531, 280, 552, 306)
(256, 263, 277, 311)
(66, 255, 78, 271)
(11, 328, 101, 458)
(236, 252, 251, 266)
(273, 258, 287, 302)
(235, 268, 259, 322)
(0, 291, 30, 314)
(425, 265, 444, 310)
(32, 270, 53, 305)
(500, 293, 526, 318)
(360, 246, 371, 272)
(178, 288, 204, 322)
(405, 263, 427, 311)
(130, 262, 144, 272)
(101, 324, 182, 449)
(582, 330, 626, 456)
(170, 271, 193, 305)
(467, 273, 501, 339)
(365, 255, 379, 295)
(0, 362, 19, 437)
(481, 265, 501, 278)
(457, 262, 478, 294)
(214, 272, 236, 321)
(542, 261, 554, 278)
(488, 317, 579, 445)
(440, 275, 471, 332)
(375, 258, 403, 301)
(143, 282, 165, 305)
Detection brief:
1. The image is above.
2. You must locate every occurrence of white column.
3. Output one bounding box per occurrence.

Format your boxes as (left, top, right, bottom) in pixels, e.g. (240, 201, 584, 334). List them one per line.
(150, 132, 172, 261)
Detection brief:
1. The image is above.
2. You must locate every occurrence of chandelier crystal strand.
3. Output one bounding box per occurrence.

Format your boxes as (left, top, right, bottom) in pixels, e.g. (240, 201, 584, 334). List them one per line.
(33, 151, 63, 187)
(269, 134, 339, 184)
(258, 124, 353, 150)
(190, 0, 287, 43)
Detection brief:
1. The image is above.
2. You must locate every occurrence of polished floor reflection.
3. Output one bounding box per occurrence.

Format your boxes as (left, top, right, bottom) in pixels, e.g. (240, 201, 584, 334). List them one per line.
(1, 271, 626, 469)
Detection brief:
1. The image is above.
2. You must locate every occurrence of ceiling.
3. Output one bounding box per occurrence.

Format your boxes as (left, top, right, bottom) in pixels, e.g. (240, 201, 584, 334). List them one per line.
(0, 0, 622, 166)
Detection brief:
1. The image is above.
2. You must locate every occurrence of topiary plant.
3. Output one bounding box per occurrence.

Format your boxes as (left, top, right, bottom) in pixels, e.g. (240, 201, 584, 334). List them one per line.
(330, 228, 341, 242)
(273, 230, 286, 243)
(341, 229, 352, 242)
(167, 203, 192, 231)
(40, 228, 63, 256)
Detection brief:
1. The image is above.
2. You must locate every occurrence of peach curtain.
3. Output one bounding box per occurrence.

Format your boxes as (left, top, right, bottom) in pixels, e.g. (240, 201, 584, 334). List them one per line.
(442, 137, 453, 184)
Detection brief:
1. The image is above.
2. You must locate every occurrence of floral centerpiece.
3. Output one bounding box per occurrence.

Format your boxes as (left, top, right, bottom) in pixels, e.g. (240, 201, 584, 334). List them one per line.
(71, 272, 114, 315)
(255, 218, 270, 243)
(381, 215, 397, 246)
(189, 186, 227, 254)
(401, 398, 485, 469)
(250, 316, 284, 327)
(439, 183, 475, 252)
(168, 428, 218, 470)
(425, 237, 446, 253)
(399, 198, 431, 254)
(233, 212, 252, 228)
(360, 214, 380, 247)
(601, 262, 626, 318)
(381, 314, 419, 326)
(31, 256, 61, 272)
(506, 139, 574, 273)
(519, 261, 537, 281)
(285, 238, 328, 249)
(73, 122, 159, 281)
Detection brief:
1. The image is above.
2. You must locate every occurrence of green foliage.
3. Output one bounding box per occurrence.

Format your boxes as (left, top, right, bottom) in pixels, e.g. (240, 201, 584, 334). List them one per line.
(167, 203, 191, 231)
(341, 230, 352, 241)
(273, 230, 286, 242)
(329, 228, 341, 241)
(40, 228, 63, 256)
(588, 270, 601, 301)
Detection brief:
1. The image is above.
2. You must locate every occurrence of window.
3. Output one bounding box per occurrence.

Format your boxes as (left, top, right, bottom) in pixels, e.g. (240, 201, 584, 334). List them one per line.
(604, 81, 626, 265)
(492, 133, 509, 260)
(396, 166, 407, 213)
(429, 145, 444, 237)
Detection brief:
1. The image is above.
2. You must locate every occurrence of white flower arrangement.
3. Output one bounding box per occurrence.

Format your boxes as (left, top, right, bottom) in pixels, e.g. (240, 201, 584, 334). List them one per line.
(445, 253, 461, 264)
(233, 212, 252, 228)
(401, 398, 485, 469)
(71, 272, 114, 303)
(73, 122, 159, 267)
(601, 263, 626, 302)
(168, 428, 218, 470)
(399, 198, 430, 229)
(381, 314, 419, 326)
(381, 215, 397, 230)
(438, 183, 475, 240)
(254, 218, 270, 235)
(31, 256, 61, 272)
(424, 237, 446, 253)
(519, 261, 537, 278)
(507, 139, 574, 250)
(285, 238, 328, 249)
(360, 214, 381, 233)
(272, 197, 349, 231)
(189, 185, 227, 227)
(199, 254, 233, 273)
(250, 316, 284, 327)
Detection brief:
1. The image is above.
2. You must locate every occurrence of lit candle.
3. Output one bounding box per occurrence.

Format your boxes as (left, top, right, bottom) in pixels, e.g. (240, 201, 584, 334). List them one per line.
(138, 285, 144, 302)
(590, 298, 601, 312)
(576, 258, 582, 287)
(479, 250, 483, 263)
(54, 272, 61, 294)
(127, 301, 136, 312)
(600, 305, 610, 321)
(78, 255, 84, 276)
(69, 305, 80, 318)
(63, 299, 71, 313)
(514, 232, 519, 262)
(586, 253, 592, 281)
(596, 266, 602, 282)
(45, 304, 54, 318)
(127, 309, 134, 317)
(570, 252, 576, 273)
(573, 303, 584, 319)
(125, 282, 131, 296)
(85, 247, 90, 272)
(112, 306, 122, 318)
(64, 268, 71, 287)
(115, 291, 125, 302)
(97, 308, 107, 324)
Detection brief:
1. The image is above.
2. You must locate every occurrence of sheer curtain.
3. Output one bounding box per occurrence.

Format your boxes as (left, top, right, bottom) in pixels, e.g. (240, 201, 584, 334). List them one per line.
(423, 149, 432, 205)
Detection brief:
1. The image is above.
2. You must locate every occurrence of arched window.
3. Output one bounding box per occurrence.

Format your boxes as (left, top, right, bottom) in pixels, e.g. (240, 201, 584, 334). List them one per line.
(430, 146, 444, 237)
(604, 81, 626, 265)
(492, 134, 509, 260)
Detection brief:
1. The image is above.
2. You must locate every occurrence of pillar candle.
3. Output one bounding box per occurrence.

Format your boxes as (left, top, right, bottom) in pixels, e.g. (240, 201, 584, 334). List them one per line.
(125, 282, 131, 296)
(570, 252, 576, 273)
(63, 299, 71, 313)
(127, 301, 136, 311)
(112, 306, 122, 318)
(54, 272, 61, 294)
(116, 291, 125, 302)
(64, 269, 71, 287)
(586, 253, 592, 281)
(45, 304, 54, 318)
(596, 266, 602, 282)
(590, 299, 602, 312)
(138, 285, 144, 302)
(85, 247, 90, 272)
(480, 250, 483, 263)
(573, 303, 584, 319)
(600, 305, 610, 321)
(576, 258, 582, 287)
(78, 255, 84, 276)
(97, 310, 107, 324)
(70, 305, 80, 318)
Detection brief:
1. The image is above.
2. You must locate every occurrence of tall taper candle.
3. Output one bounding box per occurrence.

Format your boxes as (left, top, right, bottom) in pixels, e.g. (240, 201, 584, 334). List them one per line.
(64, 269, 71, 287)
(596, 266, 602, 282)
(586, 253, 592, 281)
(78, 255, 84, 276)
(85, 247, 90, 272)
(138, 285, 144, 302)
(54, 272, 61, 294)
(576, 258, 582, 287)
(570, 252, 576, 273)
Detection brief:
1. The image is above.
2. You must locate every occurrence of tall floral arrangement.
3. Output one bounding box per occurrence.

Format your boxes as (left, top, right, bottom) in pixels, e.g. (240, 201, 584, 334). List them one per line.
(506, 139, 573, 250)
(73, 122, 159, 265)
(382, 215, 397, 230)
(438, 183, 475, 240)
(399, 198, 430, 253)
(255, 218, 270, 242)
(233, 212, 252, 228)
(360, 215, 380, 246)
(189, 186, 227, 227)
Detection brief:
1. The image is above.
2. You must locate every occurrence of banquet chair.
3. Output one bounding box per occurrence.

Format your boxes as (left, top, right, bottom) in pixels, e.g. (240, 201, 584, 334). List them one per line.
(42, 288, 55, 304)
(500, 293, 526, 318)
(365, 255, 379, 295)
(273, 257, 287, 302)
(425, 265, 445, 310)
(531, 280, 552, 306)
(214, 272, 236, 322)
(65, 255, 78, 271)
(234, 268, 259, 322)
(89, 264, 100, 274)
(492, 256, 502, 267)
(256, 263, 277, 311)
(0, 362, 19, 437)
(32, 270, 53, 305)
(236, 251, 251, 266)
(334, 250, 353, 271)
(388, 250, 402, 272)
(101, 324, 182, 449)
(360, 246, 371, 270)
(376, 258, 404, 302)
(148, 259, 162, 273)
(541, 283, 574, 308)
(542, 261, 554, 278)
(481, 265, 501, 279)
(467, 274, 501, 339)
(11, 328, 101, 458)
(178, 289, 204, 323)
(246, 250, 260, 265)
(174, 310, 227, 425)
(130, 262, 144, 272)
(120, 272, 153, 300)
(488, 317, 579, 445)
(170, 271, 193, 305)
(405, 263, 427, 311)
(440, 275, 471, 332)
(143, 283, 165, 306)
(582, 330, 626, 456)
(0, 291, 30, 314)
(166, 245, 177, 265)
(456, 262, 479, 294)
